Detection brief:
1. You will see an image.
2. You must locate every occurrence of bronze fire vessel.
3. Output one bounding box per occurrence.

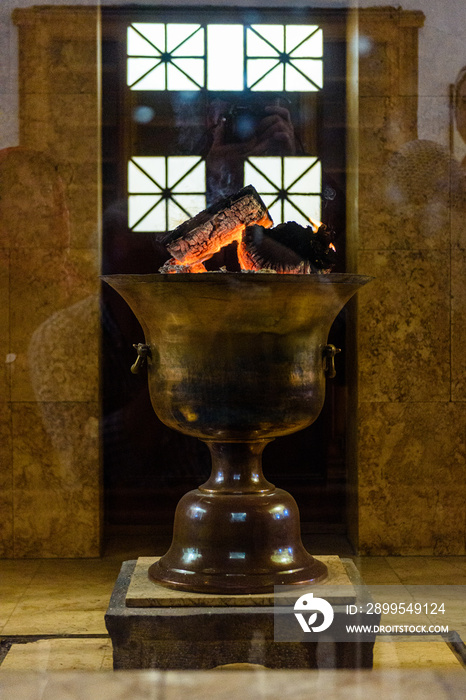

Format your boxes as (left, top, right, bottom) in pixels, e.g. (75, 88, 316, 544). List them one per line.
(102, 272, 371, 593)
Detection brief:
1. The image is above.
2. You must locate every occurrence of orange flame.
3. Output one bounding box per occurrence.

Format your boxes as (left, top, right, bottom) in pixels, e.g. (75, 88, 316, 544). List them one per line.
(308, 216, 323, 233)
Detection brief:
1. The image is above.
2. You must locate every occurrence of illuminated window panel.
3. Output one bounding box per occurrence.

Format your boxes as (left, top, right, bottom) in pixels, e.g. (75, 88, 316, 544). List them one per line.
(128, 156, 206, 231)
(207, 25, 244, 91)
(246, 25, 323, 92)
(244, 156, 322, 226)
(127, 22, 323, 92)
(127, 23, 205, 91)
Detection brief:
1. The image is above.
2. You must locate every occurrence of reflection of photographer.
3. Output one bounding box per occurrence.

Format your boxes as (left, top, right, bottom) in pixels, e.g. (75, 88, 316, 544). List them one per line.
(205, 96, 298, 198)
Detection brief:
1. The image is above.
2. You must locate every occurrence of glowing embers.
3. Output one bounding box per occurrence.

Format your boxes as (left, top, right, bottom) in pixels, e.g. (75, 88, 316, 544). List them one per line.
(244, 156, 322, 227)
(128, 156, 206, 232)
(160, 185, 272, 270)
(127, 23, 205, 90)
(158, 184, 336, 274)
(246, 24, 323, 92)
(238, 220, 337, 274)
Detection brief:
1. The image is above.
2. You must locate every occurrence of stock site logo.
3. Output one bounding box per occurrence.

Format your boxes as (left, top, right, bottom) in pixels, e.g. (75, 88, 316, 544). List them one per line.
(294, 593, 334, 633)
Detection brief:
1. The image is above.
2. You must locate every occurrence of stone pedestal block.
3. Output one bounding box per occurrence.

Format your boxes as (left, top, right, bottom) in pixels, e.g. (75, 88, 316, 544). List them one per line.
(105, 558, 377, 670)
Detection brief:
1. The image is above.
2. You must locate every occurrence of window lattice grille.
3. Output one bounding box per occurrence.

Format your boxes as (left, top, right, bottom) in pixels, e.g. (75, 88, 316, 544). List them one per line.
(245, 157, 322, 226)
(126, 22, 325, 232)
(128, 156, 206, 231)
(127, 23, 323, 92)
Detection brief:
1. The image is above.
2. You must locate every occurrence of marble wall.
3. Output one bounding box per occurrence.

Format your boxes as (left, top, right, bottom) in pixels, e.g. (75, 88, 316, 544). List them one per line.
(0, 7, 101, 557)
(1, 5, 464, 557)
(354, 9, 466, 554)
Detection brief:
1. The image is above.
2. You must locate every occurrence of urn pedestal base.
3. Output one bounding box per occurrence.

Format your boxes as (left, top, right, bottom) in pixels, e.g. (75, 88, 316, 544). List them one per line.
(105, 557, 378, 670)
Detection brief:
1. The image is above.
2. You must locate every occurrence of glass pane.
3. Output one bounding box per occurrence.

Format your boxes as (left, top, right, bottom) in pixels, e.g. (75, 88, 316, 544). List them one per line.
(286, 194, 321, 225)
(167, 24, 202, 53)
(171, 27, 205, 57)
(286, 26, 321, 56)
(247, 27, 280, 58)
(207, 25, 244, 91)
(247, 59, 282, 91)
(170, 158, 205, 192)
(128, 61, 165, 90)
(284, 157, 320, 191)
(267, 200, 283, 224)
(127, 26, 160, 57)
(170, 59, 204, 89)
(128, 195, 163, 229)
(167, 61, 202, 90)
(247, 157, 282, 190)
(250, 25, 284, 53)
(128, 161, 161, 193)
(131, 23, 165, 53)
(284, 198, 301, 224)
(127, 58, 160, 87)
(244, 164, 277, 194)
(285, 60, 322, 91)
(132, 157, 166, 188)
(172, 195, 206, 220)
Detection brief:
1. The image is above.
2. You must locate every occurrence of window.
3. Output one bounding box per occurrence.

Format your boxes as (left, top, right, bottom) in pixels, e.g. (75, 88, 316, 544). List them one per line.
(128, 156, 206, 231)
(102, 8, 346, 238)
(127, 23, 323, 93)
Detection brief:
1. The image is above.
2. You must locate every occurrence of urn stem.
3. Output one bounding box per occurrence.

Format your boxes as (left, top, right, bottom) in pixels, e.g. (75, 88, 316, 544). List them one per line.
(199, 440, 275, 494)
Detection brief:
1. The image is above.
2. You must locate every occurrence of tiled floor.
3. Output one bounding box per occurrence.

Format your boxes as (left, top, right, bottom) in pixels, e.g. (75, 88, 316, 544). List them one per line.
(0, 537, 465, 672)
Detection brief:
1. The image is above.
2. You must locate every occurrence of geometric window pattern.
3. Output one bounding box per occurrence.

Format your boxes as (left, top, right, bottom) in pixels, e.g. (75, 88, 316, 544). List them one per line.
(128, 156, 206, 231)
(244, 157, 322, 226)
(246, 25, 323, 92)
(127, 23, 323, 92)
(127, 24, 205, 91)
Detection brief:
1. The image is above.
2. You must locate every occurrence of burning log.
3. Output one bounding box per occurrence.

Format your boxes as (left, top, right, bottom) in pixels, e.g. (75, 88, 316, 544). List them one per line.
(162, 185, 272, 267)
(159, 259, 208, 274)
(238, 220, 337, 273)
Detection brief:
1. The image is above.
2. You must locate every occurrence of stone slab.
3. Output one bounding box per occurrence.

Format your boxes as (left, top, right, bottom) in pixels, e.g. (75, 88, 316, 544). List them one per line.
(126, 556, 355, 608)
(106, 559, 376, 670)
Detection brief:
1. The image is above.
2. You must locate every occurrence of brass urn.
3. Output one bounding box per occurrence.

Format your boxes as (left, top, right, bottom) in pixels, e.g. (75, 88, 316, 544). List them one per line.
(102, 272, 370, 593)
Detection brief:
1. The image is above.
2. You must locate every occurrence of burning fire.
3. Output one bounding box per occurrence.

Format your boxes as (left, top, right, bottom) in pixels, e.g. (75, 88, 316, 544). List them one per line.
(160, 186, 336, 274)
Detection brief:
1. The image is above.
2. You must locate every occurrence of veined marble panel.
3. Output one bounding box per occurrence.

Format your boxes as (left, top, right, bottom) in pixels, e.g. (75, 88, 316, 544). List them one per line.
(13, 485, 100, 559)
(10, 248, 98, 402)
(67, 185, 100, 250)
(0, 490, 14, 558)
(27, 294, 99, 403)
(359, 138, 456, 252)
(0, 248, 10, 402)
(0, 402, 13, 557)
(0, 149, 70, 249)
(452, 249, 466, 401)
(12, 402, 99, 492)
(12, 401, 100, 558)
(358, 483, 464, 556)
(358, 402, 466, 488)
(357, 250, 450, 402)
(357, 402, 466, 555)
